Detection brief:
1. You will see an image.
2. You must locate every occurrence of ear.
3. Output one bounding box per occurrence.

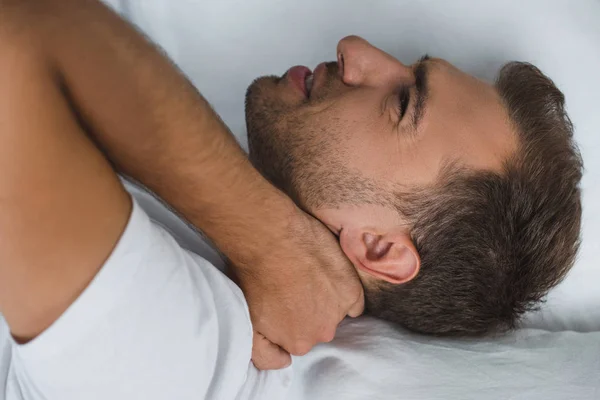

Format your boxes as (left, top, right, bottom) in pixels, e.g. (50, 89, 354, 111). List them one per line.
(340, 229, 420, 284)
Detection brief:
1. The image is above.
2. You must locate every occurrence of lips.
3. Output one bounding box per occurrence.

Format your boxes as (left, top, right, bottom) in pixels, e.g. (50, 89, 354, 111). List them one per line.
(286, 65, 312, 97)
(313, 62, 327, 82)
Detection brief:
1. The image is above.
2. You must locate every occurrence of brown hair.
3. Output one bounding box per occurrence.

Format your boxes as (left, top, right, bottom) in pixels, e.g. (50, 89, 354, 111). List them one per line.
(365, 62, 583, 336)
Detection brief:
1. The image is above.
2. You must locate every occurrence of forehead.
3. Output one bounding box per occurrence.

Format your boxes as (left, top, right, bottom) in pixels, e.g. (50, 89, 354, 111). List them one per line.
(419, 58, 516, 174)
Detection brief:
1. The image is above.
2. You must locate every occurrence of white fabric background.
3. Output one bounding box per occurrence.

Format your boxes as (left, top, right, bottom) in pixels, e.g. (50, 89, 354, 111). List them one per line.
(105, 0, 600, 332)
(288, 317, 600, 400)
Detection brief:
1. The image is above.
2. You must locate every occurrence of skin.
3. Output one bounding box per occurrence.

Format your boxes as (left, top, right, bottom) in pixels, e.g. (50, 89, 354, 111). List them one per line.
(0, 0, 363, 373)
(0, 1, 514, 376)
(246, 35, 516, 292)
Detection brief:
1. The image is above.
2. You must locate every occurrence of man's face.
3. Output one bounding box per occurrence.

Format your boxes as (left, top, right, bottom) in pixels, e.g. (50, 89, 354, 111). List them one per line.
(246, 36, 515, 286)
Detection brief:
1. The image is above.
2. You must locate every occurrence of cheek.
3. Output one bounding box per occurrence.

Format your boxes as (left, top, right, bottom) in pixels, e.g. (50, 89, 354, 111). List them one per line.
(319, 99, 396, 172)
(339, 123, 403, 183)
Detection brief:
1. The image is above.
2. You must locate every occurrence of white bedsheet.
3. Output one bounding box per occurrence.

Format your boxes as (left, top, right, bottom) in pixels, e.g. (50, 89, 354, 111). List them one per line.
(288, 317, 600, 400)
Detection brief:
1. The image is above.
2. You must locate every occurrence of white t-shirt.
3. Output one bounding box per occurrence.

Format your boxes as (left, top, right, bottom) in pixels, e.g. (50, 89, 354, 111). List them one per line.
(0, 199, 292, 400)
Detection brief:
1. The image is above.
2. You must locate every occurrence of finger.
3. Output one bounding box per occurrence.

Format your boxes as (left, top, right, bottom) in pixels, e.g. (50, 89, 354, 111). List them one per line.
(251, 331, 292, 371)
(346, 285, 365, 318)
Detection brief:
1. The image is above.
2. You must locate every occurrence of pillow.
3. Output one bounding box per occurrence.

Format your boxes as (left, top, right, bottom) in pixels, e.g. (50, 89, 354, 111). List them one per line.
(288, 316, 600, 400)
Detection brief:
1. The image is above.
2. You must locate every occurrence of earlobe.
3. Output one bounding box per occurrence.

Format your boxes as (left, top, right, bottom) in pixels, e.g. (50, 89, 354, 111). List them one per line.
(340, 230, 420, 285)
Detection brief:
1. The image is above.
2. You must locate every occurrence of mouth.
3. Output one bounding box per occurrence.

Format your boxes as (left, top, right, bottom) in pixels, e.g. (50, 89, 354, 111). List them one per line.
(283, 61, 335, 100)
(305, 74, 314, 95)
(285, 65, 313, 98)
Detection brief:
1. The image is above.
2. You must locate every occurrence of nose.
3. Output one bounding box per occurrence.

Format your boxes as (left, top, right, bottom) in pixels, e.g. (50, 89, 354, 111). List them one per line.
(337, 35, 411, 87)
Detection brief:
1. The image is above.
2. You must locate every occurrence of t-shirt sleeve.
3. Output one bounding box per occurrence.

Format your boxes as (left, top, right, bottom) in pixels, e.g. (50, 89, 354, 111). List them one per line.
(8, 200, 256, 400)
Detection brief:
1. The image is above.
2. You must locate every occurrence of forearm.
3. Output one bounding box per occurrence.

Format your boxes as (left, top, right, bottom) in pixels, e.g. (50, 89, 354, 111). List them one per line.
(33, 0, 292, 262)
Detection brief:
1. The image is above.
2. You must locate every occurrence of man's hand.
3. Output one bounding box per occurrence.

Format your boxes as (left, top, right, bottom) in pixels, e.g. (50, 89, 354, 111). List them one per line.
(21, 0, 363, 369)
(233, 204, 365, 370)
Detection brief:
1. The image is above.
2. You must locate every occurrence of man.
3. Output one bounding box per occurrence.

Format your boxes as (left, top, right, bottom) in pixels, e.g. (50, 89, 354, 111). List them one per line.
(0, 1, 363, 398)
(245, 35, 583, 335)
(0, 1, 582, 400)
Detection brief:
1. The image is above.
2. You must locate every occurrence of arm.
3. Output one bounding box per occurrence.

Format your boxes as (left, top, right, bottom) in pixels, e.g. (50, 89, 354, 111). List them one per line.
(41, 0, 291, 258)
(1, 0, 363, 367)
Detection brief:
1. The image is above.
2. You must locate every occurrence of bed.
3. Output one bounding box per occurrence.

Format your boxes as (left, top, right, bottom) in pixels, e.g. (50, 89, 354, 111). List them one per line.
(105, 0, 600, 398)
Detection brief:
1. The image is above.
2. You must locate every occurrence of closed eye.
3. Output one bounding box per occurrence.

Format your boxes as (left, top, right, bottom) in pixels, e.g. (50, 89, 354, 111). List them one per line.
(398, 87, 410, 121)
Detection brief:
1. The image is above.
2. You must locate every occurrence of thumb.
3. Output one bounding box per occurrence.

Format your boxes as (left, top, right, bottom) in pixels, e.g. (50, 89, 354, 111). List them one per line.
(252, 331, 292, 371)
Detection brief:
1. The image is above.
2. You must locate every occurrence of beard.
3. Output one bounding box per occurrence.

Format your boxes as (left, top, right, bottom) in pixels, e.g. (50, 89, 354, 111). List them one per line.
(244, 63, 392, 211)
(245, 63, 337, 209)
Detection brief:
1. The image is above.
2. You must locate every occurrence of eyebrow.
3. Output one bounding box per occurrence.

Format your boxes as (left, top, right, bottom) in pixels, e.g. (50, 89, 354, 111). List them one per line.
(411, 54, 430, 131)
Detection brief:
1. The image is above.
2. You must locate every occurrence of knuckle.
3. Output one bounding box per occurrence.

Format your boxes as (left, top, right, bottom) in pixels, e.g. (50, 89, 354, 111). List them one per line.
(289, 341, 312, 356)
(252, 350, 289, 371)
(253, 359, 274, 371)
(252, 351, 275, 371)
(252, 357, 268, 370)
(320, 329, 336, 343)
(252, 348, 267, 364)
